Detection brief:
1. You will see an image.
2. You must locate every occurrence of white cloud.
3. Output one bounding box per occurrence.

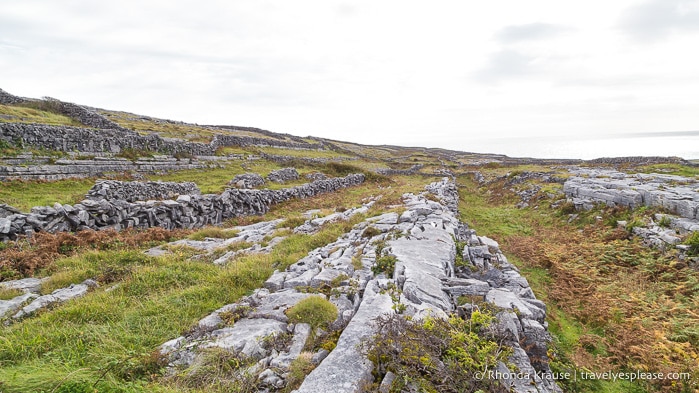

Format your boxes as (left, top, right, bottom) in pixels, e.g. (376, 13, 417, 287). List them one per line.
(618, 0, 699, 41)
(496, 23, 573, 43)
(0, 0, 697, 158)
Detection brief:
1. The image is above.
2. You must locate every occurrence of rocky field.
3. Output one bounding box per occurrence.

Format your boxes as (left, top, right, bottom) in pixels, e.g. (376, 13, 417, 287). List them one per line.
(1, 89, 698, 393)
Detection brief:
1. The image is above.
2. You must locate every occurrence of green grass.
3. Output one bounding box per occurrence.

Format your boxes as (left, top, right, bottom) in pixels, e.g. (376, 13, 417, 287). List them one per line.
(0, 287, 24, 300)
(257, 147, 354, 160)
(630, 163, 699, 178)
(0, 178, 95, 212)
(456, 177, 534, 239)
(215, 146, 252, 156)
(145, 161, 289, 194)
(0, 211, 369, 392)
(0, 103, 83, 127)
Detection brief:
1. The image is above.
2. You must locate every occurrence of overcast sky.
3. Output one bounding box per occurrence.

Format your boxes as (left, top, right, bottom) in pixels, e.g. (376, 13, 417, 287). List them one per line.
(2, 1, 698, 158)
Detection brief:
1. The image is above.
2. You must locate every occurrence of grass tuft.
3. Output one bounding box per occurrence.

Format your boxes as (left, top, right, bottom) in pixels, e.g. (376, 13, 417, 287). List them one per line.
(285, 296, 338, 329)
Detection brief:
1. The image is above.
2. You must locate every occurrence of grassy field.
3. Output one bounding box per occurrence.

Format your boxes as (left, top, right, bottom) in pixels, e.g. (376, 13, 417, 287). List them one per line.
(98, 110, 298, 144)
(0, 178, 95, 212)
(0, 103, 83, 127)
(256, 146, 355, 159)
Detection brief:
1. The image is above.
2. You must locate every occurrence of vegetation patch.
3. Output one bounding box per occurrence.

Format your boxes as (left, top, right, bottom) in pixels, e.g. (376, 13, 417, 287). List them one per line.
(187, 227, 240, 241)
(684, 231, 699, 256)
(284, 352, 316, 392)
(0, 228, 186, 281)
(285, 296, 338, 329)
(0, 102, 83, 127)
(169, 347, 258, 392)
(0, 286, 24, 300)
(116, 148, 154, 161)
(0, 178, 96, 212)
(366, 311, 510, 392)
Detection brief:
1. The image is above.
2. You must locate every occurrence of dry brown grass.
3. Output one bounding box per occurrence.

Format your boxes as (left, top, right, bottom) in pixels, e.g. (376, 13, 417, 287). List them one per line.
(0, 227, 189, 280)
(504, 221, 699, 388)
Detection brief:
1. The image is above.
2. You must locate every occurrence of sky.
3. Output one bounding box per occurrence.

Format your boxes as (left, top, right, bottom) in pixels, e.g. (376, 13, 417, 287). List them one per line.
(1, 0, 699, 159)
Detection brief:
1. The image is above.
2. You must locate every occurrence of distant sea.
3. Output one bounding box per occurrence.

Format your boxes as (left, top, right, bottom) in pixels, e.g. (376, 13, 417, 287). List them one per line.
(460, 132, 699, 161)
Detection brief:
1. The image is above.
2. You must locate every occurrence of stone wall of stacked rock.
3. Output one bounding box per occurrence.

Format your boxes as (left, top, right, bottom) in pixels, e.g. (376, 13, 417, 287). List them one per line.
(85, 180, 201, 202)
(159, 178, 561, 393)
(0, 88, 26, 105)
(46, 98, 126, 130)
(211, 135, 320, 150)
(0, 174, 365, 241)
(376, 163, 423, 176)
(0, 122, 216, 156)
(0, 156, 213, 181)
(0, 123, 325, 157)
(0, 88, 323, 159)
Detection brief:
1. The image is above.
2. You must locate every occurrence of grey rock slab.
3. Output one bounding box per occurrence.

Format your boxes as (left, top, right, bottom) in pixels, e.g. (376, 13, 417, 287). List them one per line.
(205, 318, 288, 359)
(496, 347, 562, 393)
(13, 283, 90, 319)
(264, 270, 288, 291)
(485, 288, 538, 321)
(269, 323, 311, 369)
(283, 268, 320, 289)
(248, 291, 316, 322)
(390, 226, 454, 312)
(443, 282, 491, 297)
(0, 277, 46, 293)
(379, 371, 397, 393)
(310, 268, 346, 288)
(294, 279, 394, 393)
(399, 209, 418, 223)
(144, 247, 170, 257)
(369, 212, 399, 225)
(0, 217, 10, 233)
(311, 349, 330, 364)
(0, 293, 39, 318)
(160, 336, 186, 355)
(478, 235, 500, 252)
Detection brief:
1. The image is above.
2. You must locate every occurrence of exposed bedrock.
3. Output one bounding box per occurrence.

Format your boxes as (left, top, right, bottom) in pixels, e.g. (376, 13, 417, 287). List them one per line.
(158, 178, 560, 393)
(564, 168, 699, 221)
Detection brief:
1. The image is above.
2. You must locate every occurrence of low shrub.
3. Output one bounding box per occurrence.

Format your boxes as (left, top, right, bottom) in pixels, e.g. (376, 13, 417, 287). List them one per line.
(372, 255, 397, 276)
(685, 231, 699, 256)
(366, 312, 509, 392)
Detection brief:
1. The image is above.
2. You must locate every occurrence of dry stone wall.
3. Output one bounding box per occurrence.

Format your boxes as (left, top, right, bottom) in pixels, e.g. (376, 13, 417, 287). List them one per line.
(44, 98, 126, 130)
(266, 167, 299, 183)
(0, 122, 214, 156)
(376, 164, 423, 176)
(0, 122, 326, 158)
(0, 156, 211, 181)
(211, 135, 321, 150)
(0, 174, 365, 241)
(0, 88, 26, 105)
(229, 173, 266, 189)
(86, 180, 201, 202)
